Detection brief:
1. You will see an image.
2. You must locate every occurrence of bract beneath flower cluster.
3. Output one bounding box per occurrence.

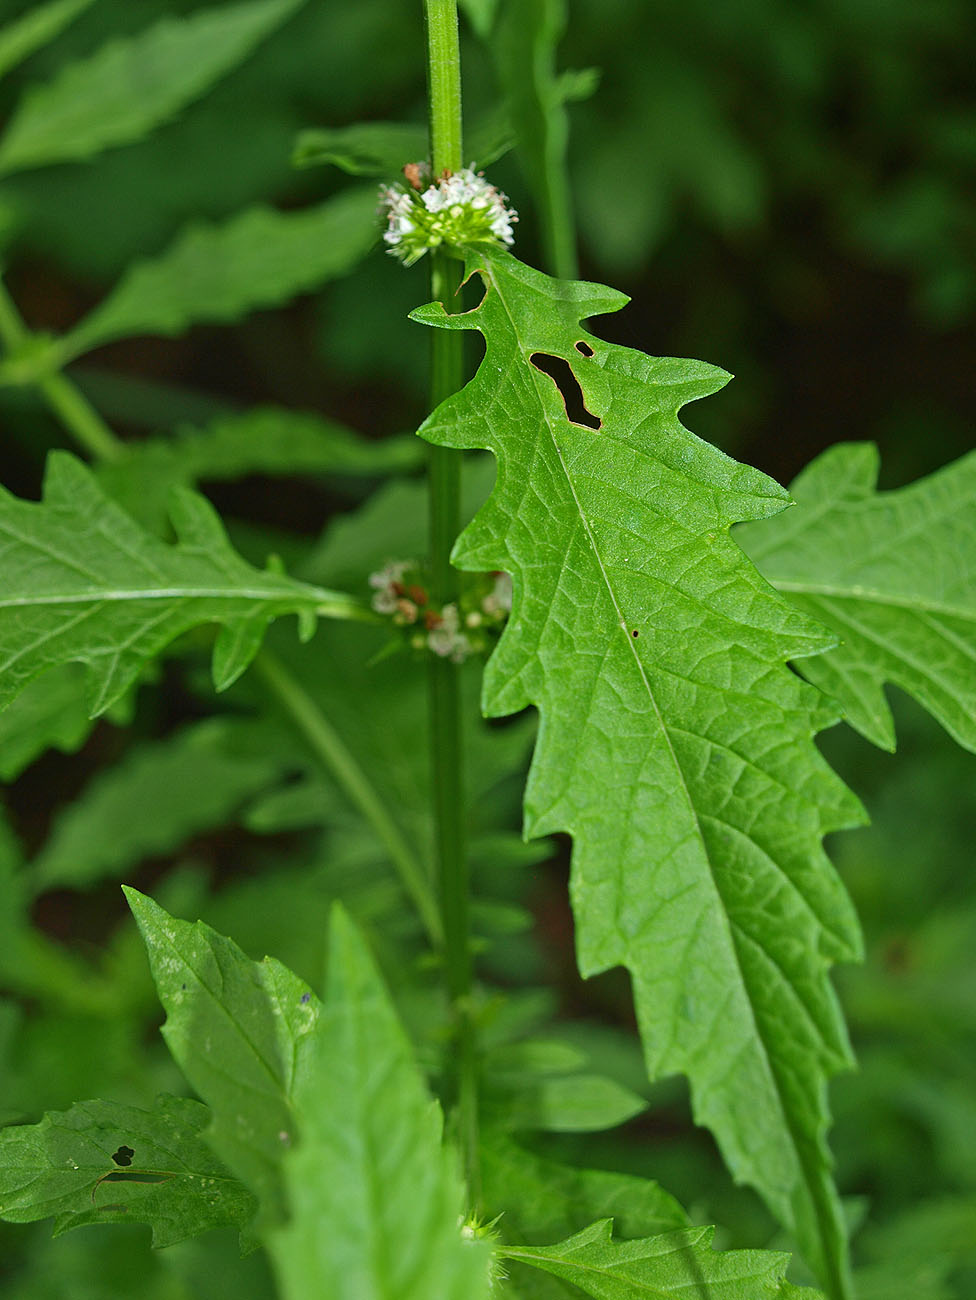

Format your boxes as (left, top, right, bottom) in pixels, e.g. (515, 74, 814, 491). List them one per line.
(368, 559, 512, 663)
(379, 165, 517, 265)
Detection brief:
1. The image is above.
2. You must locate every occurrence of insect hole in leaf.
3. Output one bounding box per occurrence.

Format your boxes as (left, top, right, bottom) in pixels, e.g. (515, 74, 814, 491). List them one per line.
(529, 352, 601, 429)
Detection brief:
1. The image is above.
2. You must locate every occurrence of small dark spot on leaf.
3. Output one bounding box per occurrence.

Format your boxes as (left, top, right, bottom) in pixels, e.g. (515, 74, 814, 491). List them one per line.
(300, 992, 311, 1004)
(181, 983, 187, 990)
(575, 340, 594, 357)
(632, 629, 639, 637)
(112, 1146, 134, 1167)
(530, 352, 601, 429)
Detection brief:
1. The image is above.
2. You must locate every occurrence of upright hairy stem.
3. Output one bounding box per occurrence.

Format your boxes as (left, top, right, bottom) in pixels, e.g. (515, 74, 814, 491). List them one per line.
(424, 0, 480, 1208)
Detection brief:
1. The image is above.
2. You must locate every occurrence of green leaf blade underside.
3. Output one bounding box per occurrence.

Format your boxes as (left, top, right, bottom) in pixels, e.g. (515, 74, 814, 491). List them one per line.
(412, 248, 864, 1297)
(124, 889, 319, 1227)
(60, 188, 378, 359)
(0, 1094, 256, 1247)
(0, 0, 305, 176)
(0, 0, 96, 83)
(737, 442, 976, 753)
(269, 907, 492, 1300)
(503, 1220, 824, 1300)
(0, 453, 354, 717)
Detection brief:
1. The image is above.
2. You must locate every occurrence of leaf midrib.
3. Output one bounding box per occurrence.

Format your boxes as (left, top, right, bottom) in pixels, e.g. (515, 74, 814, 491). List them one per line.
(0, 587, 318, 608)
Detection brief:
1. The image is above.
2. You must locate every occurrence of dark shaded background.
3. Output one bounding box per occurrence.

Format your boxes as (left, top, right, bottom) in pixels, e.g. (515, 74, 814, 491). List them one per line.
(3, 0, 974, 489)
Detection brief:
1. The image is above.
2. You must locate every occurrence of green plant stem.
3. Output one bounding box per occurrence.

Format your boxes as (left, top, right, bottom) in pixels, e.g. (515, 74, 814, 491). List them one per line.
(428, 246, 478, 1206)
(424, 0, 480, 1210)
(38, 369, 129, 462)
(252, 649, 443, 946)
(0, 277, 125, 463)
(427, 253, 467, 983)
(0, 274, 441, 946)
(425, 0, 462, 178)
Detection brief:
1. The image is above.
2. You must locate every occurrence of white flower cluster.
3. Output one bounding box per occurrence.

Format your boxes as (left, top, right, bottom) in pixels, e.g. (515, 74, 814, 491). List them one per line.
(367, 562, 513, 664)
(379, 165, 518, 265)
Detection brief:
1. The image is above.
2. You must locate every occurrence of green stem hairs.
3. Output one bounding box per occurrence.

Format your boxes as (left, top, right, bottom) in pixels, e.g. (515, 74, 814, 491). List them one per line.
(0, 2, 973, 1299)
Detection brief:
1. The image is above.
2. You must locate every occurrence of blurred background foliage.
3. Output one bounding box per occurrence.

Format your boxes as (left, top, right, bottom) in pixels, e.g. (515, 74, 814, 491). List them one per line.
(0, 0, 973, 1295)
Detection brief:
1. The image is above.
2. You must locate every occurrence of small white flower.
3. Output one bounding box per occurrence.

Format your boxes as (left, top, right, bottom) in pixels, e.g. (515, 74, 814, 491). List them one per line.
(368, 559, 413, 614)
(422, 188, 447, 213)
(428, 603, 472, 663)
(368, 559, 409, 590)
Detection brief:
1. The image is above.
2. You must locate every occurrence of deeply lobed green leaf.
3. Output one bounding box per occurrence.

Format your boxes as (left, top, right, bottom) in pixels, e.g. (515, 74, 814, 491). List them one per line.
(0, 403, 415, 768)
(737, 442, 976, 753)
(412, 247, 865, 1295)
(0, 452, 359, 717)
(503, 1219, 825, 1299)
